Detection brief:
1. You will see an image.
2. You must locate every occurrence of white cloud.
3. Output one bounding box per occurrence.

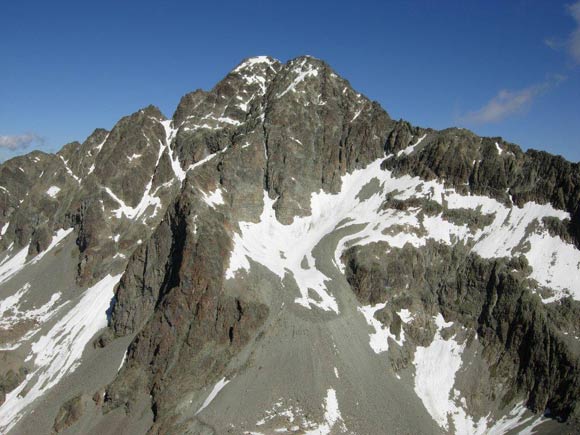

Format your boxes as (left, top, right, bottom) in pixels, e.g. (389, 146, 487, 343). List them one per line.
(459, 75, 565, 125)
(544, 37, 564, 50)
(546, 2, 580, 64)
(0, 133, 44, 150)
(568, 1, 580, 63)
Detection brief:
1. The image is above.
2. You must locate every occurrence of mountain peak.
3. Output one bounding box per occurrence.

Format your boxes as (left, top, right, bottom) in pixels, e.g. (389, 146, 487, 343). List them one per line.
(232, 55, 280, 74)
(0, 56, 579, 435)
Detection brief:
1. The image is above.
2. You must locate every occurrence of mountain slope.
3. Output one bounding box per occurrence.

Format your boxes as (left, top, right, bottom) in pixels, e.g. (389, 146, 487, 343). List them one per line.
(0, 55, 579, 434)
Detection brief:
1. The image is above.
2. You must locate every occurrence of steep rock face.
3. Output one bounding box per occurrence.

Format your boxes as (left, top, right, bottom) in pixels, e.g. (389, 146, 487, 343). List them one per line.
(93, 106, 167, 208)
(383, 130, 580, 246)
(0, 55, 579, 435)
(105, 182, 269, 432)
(58, 128, 109, 179)
(263, 57, 393, 223)
(344, 241, 580, 422)
(0, 104, 183, 287)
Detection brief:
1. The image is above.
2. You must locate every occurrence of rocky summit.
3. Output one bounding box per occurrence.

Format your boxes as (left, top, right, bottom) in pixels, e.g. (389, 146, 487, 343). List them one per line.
(0, 55, 579, 435)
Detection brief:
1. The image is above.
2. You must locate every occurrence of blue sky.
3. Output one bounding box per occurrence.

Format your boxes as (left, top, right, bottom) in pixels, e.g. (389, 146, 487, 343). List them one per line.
(1, 0, 579, 162)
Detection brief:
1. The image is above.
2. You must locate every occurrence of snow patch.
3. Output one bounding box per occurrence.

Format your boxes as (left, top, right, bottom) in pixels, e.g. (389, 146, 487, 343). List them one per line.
(0, 246, 30, 285)
(277, 59, 319, 98)
(413, 314, 466, 430)
(59, 156, 81, 183)
(127, 153, 142, 161)
(0, 283, 64, 350)
(202, 187, 225, 208)
(233, 56, 276, 73)
(410, 314, 531, 434)
(397, 133, 428, 157)
(118, 349, 129, 372)
(0, 274, 122, 433)
(304, 389, 347, 435)
(227, 192, 339, 313)
(484, 402, 537, 435)
(525, 231, 580, 302)
(255, 399, 317, 432)
(30, 228, 74, 265)
(46, 186, 61, 198)
(359, 302, 404, 353)
(398, 308, 414, 324)
(195, 377, 230, 415)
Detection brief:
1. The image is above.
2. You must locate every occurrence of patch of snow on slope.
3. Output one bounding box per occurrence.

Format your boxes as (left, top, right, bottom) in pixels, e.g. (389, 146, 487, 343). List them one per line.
(202, 187, 225, 208)
(233, 56, 276, 73)
(30, 228, 74, 265)
(1, 222, 8, 236)
(0, 274, 122, 433)
(0, 283, 29, 320)
(93, 134, 108, 154)
(227, 192, 340, 313)
(105, 185, 161, 220)
(351, 108, 363, 122)
(277, 58, 319, 98)
(516, 415, 549, 434)
(443, 191, 577, 300)
(195, 377, 230, 415)
(187, 146, 230, 172)
(117, 349, 129, 372)
(46, 186, 61, 198)
(467, 201, 568, 259)
(106, 179, 161, 221)
(127, 153, 142, 161)
(304, 389, 347, 435)
(0, 246, 29, 285)
(215, 116, 241, 126)
(0, 283, 64, 350)
(397, 133, 428, 156)
(398, 308, 414, 323)
(58, 156, 81, 183)
(359, 302, 404, 353)
(484, 402, 537, 435)
(413, 314, 469, 431)
(160, 119, 186, 182)
(255, 400, 317, 432)
(412, 315, 537, 434)
(0, 227, 71, 284)
(525, 232, 580, 302)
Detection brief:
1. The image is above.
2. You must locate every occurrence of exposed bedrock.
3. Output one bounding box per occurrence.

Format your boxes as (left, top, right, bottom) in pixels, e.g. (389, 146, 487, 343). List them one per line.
(344, 241, 580, 424)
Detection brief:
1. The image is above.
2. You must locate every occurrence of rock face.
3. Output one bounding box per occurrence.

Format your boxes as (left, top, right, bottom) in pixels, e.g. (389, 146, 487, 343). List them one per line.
(0, 55, 579, 435)
(53, 394, 87, 433)
(344, 242, 580, 420)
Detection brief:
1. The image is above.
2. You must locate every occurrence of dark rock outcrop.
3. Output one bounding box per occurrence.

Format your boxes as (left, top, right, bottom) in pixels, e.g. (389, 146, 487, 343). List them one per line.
(52, 394, 86, 433)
